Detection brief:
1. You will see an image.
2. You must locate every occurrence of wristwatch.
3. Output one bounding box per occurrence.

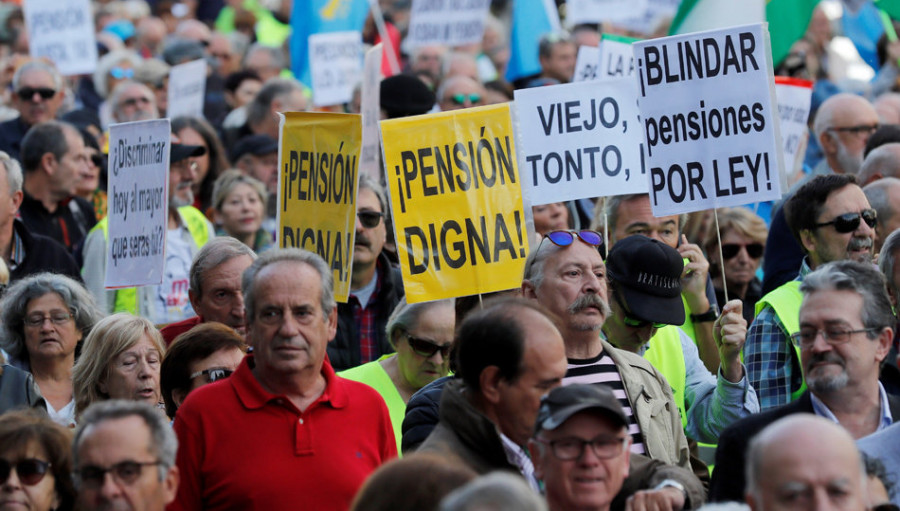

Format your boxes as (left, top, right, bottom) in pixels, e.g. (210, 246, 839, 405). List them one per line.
(690, 305, 719, 323)
(653, 479, 688, 504)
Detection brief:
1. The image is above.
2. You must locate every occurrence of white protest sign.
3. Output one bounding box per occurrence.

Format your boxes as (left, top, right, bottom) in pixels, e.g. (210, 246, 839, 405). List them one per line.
(774, 77, 813, 184)
(309, 31, 363, 107)
(359, 44, 384, 179)
(617, 0, 680, 35)
(634, 23, 782, 217)
(166, 59, 207, 119)
(105, 120, 171, 289)
(572, 46, 601, 82)
(406, 0, 490, 49)
(599, 35, 639, 79)
(23, 0, 97, 76)
(514, 79, 647, 205)
(567, 0, 648, 26)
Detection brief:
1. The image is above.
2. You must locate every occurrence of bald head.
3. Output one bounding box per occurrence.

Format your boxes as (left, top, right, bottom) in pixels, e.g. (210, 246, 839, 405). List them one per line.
(874, 93, 900, 124)
(815, 93, 879, 175)
(863, 176, 900, 252)
(859, 143, 900, 185)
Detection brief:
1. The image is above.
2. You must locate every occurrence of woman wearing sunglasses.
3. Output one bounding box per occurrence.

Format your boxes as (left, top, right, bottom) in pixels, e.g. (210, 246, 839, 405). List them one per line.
(703, 207, 768, 324)
(0, 409, 76, 511)
(340, 298, 455, 452)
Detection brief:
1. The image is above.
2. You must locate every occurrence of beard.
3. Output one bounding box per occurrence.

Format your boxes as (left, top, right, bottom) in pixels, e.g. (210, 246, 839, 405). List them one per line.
(846, 235, 874, 263)
(834, 141, 863, 175)
(169, 186, 194, 209)
(805, 351, 849, 393)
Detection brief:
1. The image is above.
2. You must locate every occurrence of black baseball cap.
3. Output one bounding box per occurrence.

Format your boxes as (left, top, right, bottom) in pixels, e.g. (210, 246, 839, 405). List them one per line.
(606, 236, 684, 326)
(380, 74, 435, 119)
(534, 384, 627, 435)
(170, 143, 205, 164)
(230, 134, 278, 163)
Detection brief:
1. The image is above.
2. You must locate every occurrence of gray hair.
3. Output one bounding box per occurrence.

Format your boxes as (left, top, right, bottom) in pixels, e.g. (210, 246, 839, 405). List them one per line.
(600, 194, 687, 243)
(863, 178, 900, 235)
(20, 121, 76, 173)
(879, 228, 900, 295)
(246, 78, 304, 126)
(0, 272, 103, 364)
(109, 80, 159, 122)
(385, 297, 454, 349)
(0, 151, 22, 195)
(440, 472, 548, 511)
(522, 236, 565, 291)
(800, 260, 895, 335)
(538, 31, 574, 60)
(859, 145, 900, 183)
(243, 43, 287, 71)
(12, 60, 63, 91)
(92, 50, 143, 98)
(242, 248, 336, 322)
(189, 236, 257, 299)
(73, 400, 177, 485)
(441, 51, 478, 79)
(358, 173, 387, 214)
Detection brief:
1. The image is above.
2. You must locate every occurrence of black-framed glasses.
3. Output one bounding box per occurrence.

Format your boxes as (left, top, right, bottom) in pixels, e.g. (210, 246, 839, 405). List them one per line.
(23, 312, 74, 328)
(827, 124, 879, 137)
(405, 333, 451, 359)
(451, 93, 481, 105)
(721, 243, 763, 260)
(613, 290, 666, 329)
(74, 460, 163, 489)
(189, 367, 233, 383)
(790, 327, 880, 349)
(16, 87, 56, 101)
(358, 210, 384, 228)
(89, 154, 104, 168)
(0, 458, 51, 486)
(535, 435, 628, 461)
(813, 209, 877, 233)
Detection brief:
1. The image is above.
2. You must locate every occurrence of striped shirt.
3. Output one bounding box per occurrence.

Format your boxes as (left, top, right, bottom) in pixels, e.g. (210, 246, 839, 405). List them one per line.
(563, 352, 646, 455)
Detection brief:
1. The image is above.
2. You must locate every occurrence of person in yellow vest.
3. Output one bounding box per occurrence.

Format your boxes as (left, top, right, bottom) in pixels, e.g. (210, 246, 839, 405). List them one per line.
(603, 235, 758, 444)
(746, 174, 876, 410)
(81, 142, 215, 324)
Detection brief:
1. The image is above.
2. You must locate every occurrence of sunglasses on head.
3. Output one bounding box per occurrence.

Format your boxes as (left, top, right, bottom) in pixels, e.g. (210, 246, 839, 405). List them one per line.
(0, 458, 51, 486)
(405, 333, 451, 359)
(16, 87, 56, 101)
(109, 66, 135, 80)
(814, 209, 877, 233)
(189, 367, 233, 383)
(358, 210, 383, 228)
(613, 290, 666, 329)
(721, 243, 763, 260)
(451, 93, 481, 105)
(544, 230, 603, 249)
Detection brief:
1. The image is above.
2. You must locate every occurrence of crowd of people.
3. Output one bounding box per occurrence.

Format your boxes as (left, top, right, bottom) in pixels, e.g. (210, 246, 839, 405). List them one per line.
(0, 0, 899, 510)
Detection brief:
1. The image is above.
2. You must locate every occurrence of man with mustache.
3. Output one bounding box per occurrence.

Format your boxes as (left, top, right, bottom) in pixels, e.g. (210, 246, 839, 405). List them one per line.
(711, 261, 900, 502)
(745, 174, 878, 410)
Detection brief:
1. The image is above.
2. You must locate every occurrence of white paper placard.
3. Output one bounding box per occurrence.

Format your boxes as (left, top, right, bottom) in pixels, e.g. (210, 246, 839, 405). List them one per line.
(774, 77, 813, 183)
(572, 46, 601, 82)
(23, 0, 97, 76)
(309, 31, 363, 107)
(359, 43, 383, 179)
(405, 0, 490, 49)
(599, 35, 638, 79)
(166, 59, 207, 119)
(567, 0, 649, 26)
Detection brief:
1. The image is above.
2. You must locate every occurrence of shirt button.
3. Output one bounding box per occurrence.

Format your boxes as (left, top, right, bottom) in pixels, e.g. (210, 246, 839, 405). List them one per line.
(299, 418, 304, 424)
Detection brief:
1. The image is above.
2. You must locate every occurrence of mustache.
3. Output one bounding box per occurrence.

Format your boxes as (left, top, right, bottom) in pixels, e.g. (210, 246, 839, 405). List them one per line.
(848, 237, 873, 251)
(567, 293, 611, 317)
(806, 351, 845, 369)
(355, 232, 370, 247)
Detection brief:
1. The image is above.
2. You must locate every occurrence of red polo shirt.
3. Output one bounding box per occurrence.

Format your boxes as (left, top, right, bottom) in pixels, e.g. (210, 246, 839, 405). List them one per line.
(159, 316, 203, 346)
(169, 355, 396, 511)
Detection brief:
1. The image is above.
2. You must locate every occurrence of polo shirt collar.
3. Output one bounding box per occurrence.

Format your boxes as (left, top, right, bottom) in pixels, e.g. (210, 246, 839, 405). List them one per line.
(231, 354, 349, 411)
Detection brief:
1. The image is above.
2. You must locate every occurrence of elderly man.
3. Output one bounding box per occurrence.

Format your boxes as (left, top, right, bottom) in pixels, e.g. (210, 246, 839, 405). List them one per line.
(160, 237, 257, 344)
(711, 260, 900, 501)
(858, 143, 900, 185)
(0, 61, 65, 161)
(437, 76, 487, 111)
(109, 80, 160, 125)
(863, 177, 900, 253)
(230, 134, 279, 197)
(812, 93, 880, 176)
(223, 78, 306, 148)
(73, 400, 180, 511)
(538, 33, 577, 83)
(746, 174, 877, 409)
(171, 249, 396, 510)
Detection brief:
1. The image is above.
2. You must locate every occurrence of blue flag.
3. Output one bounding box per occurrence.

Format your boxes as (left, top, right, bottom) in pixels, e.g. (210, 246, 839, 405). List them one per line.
(506, 0, 558, 82)
(290, 0, 370, 87)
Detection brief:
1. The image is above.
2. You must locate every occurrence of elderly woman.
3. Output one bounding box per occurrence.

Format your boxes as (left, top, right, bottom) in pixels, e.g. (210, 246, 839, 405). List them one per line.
(0, 409, 76, 511)
(212, 170, 272, 252)
(0, 274, 103, 428)
(72, 314, 166, 420)
(340, 298, 454, 451)
(172, 116, 229, 214)
(703, 207, 768, 324)
(92, 50, 143, 129)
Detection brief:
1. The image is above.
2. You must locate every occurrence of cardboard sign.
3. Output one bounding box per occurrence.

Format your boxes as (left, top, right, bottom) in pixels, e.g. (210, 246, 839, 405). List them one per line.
(774, 76, 813, 184)
(23, 0, 97, 76)
(572, 45, 601, 82)
(599, 34, 639, 79)
(567, 0, 648, 25)
(359, 43, 383, 180)
(105, 120, 171, 289)
(166, 59, 207, 119)
(380, 104, 529, 303)
(514, 79, 648, 205)
(308, 31, 363, 107)
(405, 0, 491, 49)
(278, 112, 361, 302)
(634, 23, 783, 217)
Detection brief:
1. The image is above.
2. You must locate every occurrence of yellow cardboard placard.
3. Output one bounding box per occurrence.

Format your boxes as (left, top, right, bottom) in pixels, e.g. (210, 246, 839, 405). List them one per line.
(278, 112, 361, 302)
(380, 104, 530, 303)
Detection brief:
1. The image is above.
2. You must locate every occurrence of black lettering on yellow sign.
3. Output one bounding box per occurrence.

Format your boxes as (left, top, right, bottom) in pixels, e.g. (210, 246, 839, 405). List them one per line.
(403, 211, 526, 275)
(281, 227, 352, 282)
(282, 143, 358, 210)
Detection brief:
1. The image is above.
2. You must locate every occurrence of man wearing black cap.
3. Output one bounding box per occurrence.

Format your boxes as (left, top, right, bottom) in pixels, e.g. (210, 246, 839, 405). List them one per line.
(530, 384, 704, 511)
(82, 140, 215, 323)
(231, 134, 279, 197)
(379, 74, 436, 119)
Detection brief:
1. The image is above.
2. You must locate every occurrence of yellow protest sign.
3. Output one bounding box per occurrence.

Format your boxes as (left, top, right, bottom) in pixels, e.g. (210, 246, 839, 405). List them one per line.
(380, 104, 529, 303)
(278, 112, 360, 302)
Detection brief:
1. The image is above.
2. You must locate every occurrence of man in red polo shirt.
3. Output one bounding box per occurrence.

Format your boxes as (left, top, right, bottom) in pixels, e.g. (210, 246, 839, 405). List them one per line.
(170, 248, 397, 510)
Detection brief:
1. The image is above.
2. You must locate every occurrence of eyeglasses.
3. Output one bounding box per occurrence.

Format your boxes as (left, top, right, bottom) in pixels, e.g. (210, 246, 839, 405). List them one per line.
(23, 312, 73, 328)
(74, 460, 163, 489)
(0, 458, 51, 486)
(405, 333, 451, 359)
(450, 93, 481, 105)
(109, 66, 135, 80)
(89, 154, 104, 168)
(121, 96, 152, 108)
(16, 87, 56, 101)
(543, 230, 603, 248)
(535, 435, 628, 461)
(827, 124, 879, 137)
(357, 210, 384, 228)
(721, 243, 763, 260)
(790, 327, 880, 349)
(189, 367, 234, 383)
(813, 209, 877, 233)
(612, 290, 666, 329)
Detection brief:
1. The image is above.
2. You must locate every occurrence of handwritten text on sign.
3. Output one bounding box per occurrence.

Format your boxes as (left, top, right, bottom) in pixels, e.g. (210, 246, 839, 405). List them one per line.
(24, 0, 98, 76)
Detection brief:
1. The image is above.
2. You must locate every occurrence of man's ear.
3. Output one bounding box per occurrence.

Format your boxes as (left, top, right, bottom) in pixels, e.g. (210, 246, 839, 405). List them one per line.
(876, 327, 893, 363)
(799, 229, 817, 255)
(522, 280, 537, 298)
(188, 290, 199, 313)
(819, 130, 837, 156)
(479, 365, 503, 404)
(40, 152, 56, 175)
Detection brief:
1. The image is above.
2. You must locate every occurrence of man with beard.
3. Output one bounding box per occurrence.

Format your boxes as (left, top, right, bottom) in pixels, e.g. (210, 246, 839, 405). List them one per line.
(746, 174, 877, 410)
(109, 81, 161, 124)
(812, 93, 879, 177)
(711, 261, 900, 502)
(82, 142, 215, 323)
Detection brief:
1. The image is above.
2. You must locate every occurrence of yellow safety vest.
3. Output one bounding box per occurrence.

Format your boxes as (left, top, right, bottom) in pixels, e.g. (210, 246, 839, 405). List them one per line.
(754, 280, 806, 401)
(644, 325, 688, 429)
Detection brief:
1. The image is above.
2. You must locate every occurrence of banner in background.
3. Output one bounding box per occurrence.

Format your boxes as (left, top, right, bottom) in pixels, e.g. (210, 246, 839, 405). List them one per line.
(24, 0, 98, 75)
(167, 59, 207, 119)
(308, 31, 363, 107)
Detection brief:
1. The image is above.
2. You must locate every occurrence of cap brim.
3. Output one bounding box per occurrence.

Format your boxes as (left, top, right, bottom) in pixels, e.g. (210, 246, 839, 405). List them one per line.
(170, 144, 206, 163)
(538, 402, 628, 434)
(618, 286, 685, 326)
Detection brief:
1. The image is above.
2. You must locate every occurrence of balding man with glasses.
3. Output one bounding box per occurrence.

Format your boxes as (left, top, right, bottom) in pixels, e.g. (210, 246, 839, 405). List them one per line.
(813, 93, 880, 177)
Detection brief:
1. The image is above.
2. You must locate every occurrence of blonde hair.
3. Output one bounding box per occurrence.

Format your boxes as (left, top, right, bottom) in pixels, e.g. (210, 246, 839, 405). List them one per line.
(703, 207, 768, 255)
(212, 169, 267, 212)
(72, 313, 165, 419)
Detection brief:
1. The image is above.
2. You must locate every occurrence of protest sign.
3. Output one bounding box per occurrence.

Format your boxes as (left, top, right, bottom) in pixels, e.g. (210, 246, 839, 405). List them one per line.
(617, 0, 680, 35)
(278, 112, 361, 302)
(572, 45, 601, 82)
(567, 0, 648, 26)
(773, 76, 813, 185)
(405, 0, 491, 49)
(105, 120, 170, 289)
(308, 31, 363, 107)
(634, 23, 783, 217)
(514, 79, 647, 205)
(166, 59, 207, 119)
(599, 34, 639, 79)
(359, 44, 383, 179)
(380, 104, 529, 302)
(23, 0, 97, 76)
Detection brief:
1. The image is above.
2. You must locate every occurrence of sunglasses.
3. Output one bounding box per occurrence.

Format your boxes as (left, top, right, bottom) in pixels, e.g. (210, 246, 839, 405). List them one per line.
(405, 333, 451, 359)
(721, 243, 763, 260)
(813, 209, 877, 233)
(109, 66, 135, 80)
(544, 230, 603, 248)
(613, 290, 666, 329)
(16, 87, 56, 101)
(90, 154, 104, 168)
(189, 367, 233, 383)
(0, 458, 51, 486)
(75, 460, 162, 489)
(358, 210, 383, 228)
(451, 93, 481, 105)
